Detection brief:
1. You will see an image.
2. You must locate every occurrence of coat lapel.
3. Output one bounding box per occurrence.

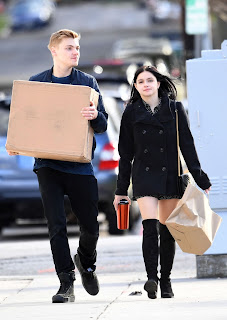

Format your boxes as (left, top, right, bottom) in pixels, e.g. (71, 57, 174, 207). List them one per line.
(156, 97, 175, 123)
(133, 97, 174, 126)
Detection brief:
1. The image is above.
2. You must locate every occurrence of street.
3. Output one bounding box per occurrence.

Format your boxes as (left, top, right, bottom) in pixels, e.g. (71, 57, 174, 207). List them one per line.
(1, 227, 227, 320)
(0, 2, 150, 87)
(0, 2, 181, 90)
(0, 221, 196, 279)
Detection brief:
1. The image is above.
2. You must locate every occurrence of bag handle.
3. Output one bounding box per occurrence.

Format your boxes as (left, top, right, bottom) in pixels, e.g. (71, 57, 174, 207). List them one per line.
(175, 101, 181, 178)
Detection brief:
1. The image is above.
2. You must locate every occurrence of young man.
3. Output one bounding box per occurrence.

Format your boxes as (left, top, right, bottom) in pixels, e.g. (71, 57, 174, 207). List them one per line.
(8, 29, 108, 303)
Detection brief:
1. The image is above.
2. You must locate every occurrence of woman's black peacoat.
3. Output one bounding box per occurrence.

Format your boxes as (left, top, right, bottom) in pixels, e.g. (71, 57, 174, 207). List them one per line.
(115, 94, 211, 198)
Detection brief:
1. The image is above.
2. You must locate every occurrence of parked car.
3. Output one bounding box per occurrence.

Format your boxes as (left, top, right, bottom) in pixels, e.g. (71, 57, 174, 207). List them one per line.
(8, 0, 56, 31)
(112, 37, 182, 78)
(112, 37, 173, 61)
(0, 91, 140, 235)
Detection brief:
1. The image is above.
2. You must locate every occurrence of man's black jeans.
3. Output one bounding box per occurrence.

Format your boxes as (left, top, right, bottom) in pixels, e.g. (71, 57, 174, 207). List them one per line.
(37, 167, 99, 275)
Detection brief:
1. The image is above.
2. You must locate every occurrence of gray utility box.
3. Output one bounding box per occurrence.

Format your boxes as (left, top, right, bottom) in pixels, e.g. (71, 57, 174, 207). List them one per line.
(186, 40, 227, 278)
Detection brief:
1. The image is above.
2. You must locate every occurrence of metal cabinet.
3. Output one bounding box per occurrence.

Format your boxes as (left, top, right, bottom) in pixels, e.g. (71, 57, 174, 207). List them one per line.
(186, 40, 227, 277)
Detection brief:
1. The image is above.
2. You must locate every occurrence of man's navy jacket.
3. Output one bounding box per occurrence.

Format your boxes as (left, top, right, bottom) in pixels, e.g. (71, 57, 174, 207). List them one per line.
(29, 67, 108, 174)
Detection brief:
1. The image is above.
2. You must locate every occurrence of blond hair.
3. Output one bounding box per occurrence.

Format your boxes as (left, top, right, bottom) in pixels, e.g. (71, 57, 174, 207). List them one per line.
(48, 29, 80, 50)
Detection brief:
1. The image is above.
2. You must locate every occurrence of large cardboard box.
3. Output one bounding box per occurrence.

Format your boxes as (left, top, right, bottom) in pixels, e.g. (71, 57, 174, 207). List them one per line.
(6, 80, 99, 163)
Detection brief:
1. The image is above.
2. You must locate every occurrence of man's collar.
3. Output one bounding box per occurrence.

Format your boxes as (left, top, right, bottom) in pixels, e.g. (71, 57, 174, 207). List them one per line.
(46, 67, 77, 82)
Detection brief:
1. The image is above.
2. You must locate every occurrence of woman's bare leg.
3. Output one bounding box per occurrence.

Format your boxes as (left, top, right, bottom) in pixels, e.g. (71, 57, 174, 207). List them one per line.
(137, 196, 159, 220)
(158, 199, 179, 224)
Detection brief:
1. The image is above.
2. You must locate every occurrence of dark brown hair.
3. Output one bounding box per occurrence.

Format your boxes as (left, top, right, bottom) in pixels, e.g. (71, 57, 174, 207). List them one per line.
(129, 65, 177, 103)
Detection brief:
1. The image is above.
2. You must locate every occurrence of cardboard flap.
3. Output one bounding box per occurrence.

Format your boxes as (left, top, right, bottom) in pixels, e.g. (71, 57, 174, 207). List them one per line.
(90, 89, 99, 107)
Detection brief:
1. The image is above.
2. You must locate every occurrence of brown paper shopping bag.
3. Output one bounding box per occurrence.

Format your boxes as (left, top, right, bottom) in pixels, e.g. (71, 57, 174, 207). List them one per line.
(166, 183, 222, 255)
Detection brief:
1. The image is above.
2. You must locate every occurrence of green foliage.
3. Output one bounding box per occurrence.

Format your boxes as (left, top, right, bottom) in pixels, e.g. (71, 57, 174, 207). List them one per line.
(0, 14, 8, 33)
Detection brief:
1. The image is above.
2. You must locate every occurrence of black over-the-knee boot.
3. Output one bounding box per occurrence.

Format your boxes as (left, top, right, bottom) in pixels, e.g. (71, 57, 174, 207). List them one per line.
(159, 222, 175, 298)
(142, 219, 159, 299)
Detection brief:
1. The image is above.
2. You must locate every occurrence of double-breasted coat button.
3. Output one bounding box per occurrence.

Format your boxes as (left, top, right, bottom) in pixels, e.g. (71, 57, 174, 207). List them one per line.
(144, 149, 148, 153)
(159, 130, 163, 134)
(162, 166, 166, 171)
(145, 167, 149, 171)
(142, 130, 146, 134)
(160, 148, 164, 152)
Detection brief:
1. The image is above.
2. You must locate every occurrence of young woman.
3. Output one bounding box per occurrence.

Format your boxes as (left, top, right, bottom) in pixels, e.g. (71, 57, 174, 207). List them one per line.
(114, 66, 211, 299)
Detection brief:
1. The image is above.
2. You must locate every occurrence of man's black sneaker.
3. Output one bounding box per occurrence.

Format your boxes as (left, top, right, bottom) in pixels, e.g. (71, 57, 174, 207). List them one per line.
(74, 254, 99, 296)
(52, 271, 75, 303)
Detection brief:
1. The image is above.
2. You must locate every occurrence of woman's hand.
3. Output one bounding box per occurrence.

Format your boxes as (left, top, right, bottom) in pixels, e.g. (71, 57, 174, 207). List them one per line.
(81, 101, 98, 120)
(113, 195, 131, 212)
(204, 186, 211, 195)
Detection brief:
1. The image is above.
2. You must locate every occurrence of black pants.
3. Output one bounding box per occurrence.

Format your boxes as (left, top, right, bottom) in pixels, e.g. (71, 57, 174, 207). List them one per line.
(37, 167, 99, 275)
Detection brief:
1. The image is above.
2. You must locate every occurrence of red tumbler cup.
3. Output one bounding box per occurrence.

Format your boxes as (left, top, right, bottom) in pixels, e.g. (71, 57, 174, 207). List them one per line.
(117, 199, 129, 230)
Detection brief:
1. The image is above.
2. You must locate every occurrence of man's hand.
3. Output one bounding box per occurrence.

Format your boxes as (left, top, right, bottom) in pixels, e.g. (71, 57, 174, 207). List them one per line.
(81, 101, 98, 120)
(7, 150, 19, 156)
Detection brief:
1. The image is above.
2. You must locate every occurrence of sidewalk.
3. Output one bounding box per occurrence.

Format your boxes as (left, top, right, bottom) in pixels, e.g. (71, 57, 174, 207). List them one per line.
(0, 235, 227, 319)
(0, 272, 227, 319)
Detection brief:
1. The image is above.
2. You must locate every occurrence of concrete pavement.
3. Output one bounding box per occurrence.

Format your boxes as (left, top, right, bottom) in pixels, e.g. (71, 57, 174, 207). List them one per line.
(1, 273, 227, 319)
(0, 235, 227, 319)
